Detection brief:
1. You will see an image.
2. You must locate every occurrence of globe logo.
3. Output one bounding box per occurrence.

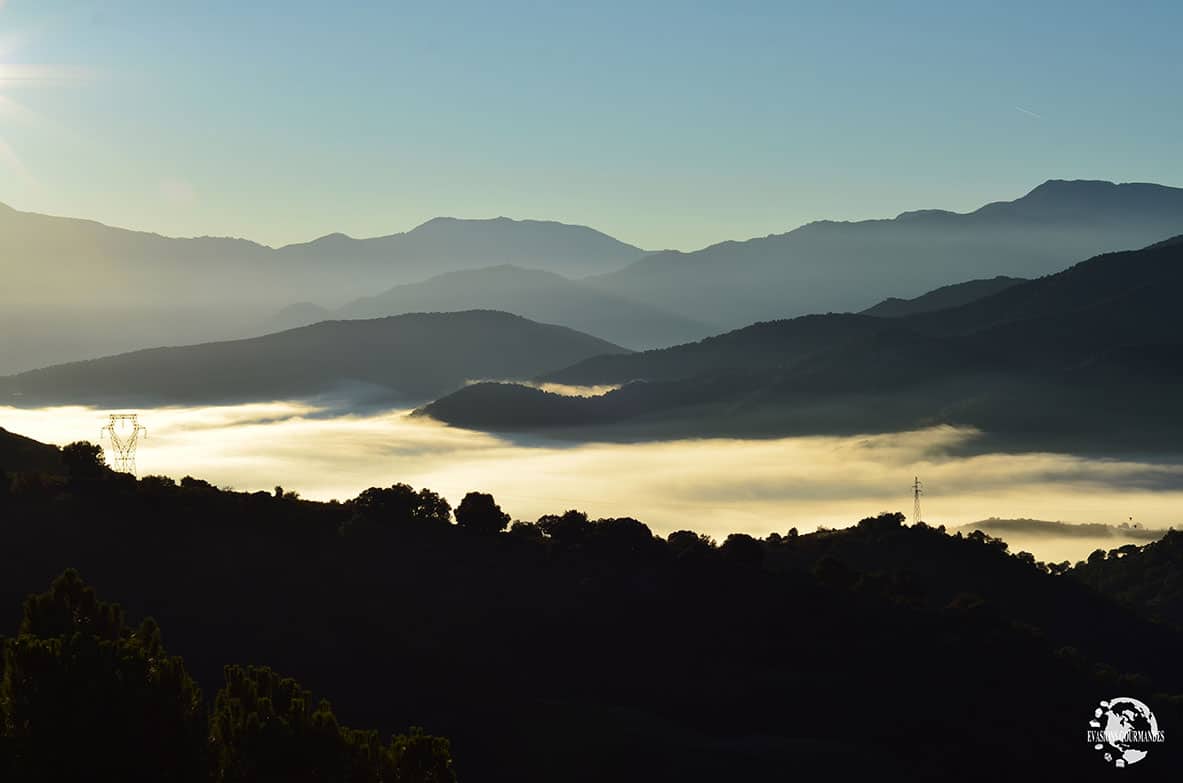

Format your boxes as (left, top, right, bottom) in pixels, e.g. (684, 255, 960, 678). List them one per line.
(1087, 697, 1166, 767)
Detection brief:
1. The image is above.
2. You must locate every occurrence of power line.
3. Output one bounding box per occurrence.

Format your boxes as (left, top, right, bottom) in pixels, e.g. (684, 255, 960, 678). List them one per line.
(912, 476, 923, 525)
(101, 414, 147, 475)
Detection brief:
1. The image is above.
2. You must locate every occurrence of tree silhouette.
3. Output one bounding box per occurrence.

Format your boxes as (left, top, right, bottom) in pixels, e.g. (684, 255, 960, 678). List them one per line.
(1, 570, 206, 782)
(667, 530, 715, 560)
(536, 509, 590, 547)
(60, 441, 106, 481)
(348, 484, 453, 529)
(719, 532, 764, 567)
(1, 572, 456, 783)
(211, 665, 457, 782)
(455, 492, 509, 535)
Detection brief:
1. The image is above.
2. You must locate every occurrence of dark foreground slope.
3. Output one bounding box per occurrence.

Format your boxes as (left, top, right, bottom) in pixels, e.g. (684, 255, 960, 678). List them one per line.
(2, 459, 1181, 780)
(0, 428, 61, 474)
(422, 237, 1183, 454)
(1073, 529, 1183, 628)
(0, 311, 627, 407)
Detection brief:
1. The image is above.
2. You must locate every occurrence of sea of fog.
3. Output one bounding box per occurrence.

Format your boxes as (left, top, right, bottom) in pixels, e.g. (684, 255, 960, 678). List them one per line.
(4, 402, 1181, 564)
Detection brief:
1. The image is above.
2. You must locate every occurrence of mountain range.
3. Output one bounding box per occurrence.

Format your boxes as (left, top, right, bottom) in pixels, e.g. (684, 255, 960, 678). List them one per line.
(0, 206, 645, 310)
(585, 179, 1183, 328)
(5, 179, 1183, 376)
(0, 207, 645, 373)
(265, 265, 714, 350)
(0, 311, 626, 407)
(419, 235, 1183, 455)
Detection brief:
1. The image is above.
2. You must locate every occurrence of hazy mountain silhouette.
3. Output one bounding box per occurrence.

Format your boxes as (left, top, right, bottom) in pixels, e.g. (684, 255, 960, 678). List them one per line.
(259, 301, 334, 333)
(0, 205, 644, 373)
(0, 311, 628, 407)
(860, 276, 1027, 318)
(275, 216, 646, 281)
(8, 179, 1183, 376)
(267, 265, 714, 350)
(0, 205, 644, 309)
(420, 237, 1183, 453)
(957, 518, 1169, 542)
(589, 180, 1183, 328)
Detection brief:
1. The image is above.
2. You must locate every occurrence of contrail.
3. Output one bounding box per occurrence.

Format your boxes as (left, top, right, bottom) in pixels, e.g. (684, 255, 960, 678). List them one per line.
(1015, 105, 1042, 119)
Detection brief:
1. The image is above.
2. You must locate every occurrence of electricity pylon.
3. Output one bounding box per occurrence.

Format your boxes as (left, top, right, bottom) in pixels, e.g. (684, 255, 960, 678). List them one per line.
(101, 414, 147, 475)
(911, 477, 923, 526)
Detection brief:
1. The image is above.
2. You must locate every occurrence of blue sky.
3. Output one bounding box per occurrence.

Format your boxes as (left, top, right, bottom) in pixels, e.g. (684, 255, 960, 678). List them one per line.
(1, 0, 1180, 250)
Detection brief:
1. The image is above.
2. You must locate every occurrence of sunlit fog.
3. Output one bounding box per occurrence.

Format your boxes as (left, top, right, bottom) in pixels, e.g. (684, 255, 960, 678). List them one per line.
(5, 402, 1178, 563)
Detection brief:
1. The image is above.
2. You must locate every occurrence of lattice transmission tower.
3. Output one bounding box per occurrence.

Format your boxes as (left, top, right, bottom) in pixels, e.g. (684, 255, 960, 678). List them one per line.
(911, 476, 923, 526)
(101, 414, 147, 475)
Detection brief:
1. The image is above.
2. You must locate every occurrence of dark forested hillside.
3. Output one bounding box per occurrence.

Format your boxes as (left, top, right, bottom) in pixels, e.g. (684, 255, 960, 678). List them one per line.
(1, 452, 1181, 780)
(860, 275, 1027, 318)
(1071, 530, 1183, 628)
(422, 237, 1183, 454)
(0, 311, 628, 407)
(0, 570, 455, 783)
(0, 428, 62, 474)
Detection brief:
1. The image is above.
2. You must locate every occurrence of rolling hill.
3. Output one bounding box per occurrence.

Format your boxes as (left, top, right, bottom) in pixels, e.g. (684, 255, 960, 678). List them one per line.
(0, 311, 628, 407)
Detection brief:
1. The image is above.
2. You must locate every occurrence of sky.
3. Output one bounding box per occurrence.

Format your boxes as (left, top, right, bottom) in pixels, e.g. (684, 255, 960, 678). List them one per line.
(1, 0, 1181, 250)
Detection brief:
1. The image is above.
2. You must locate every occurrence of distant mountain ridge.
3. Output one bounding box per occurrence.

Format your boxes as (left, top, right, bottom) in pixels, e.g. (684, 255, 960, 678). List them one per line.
(420, 236, 1183, 454)
(588, 179, 1183, 329)
(0, 206, 647, 373)
(274, 215, 647, 281)
(0, 206, 646, 309)
(267, 265, 714, 350)
(958, 518, 1169, 542)
(7, 179, 1183, 376)
(0, 311, 629, 407)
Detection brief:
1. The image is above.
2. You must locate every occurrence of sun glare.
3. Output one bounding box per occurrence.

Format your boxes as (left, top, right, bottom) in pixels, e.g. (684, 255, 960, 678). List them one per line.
(0, 58, 87, 177)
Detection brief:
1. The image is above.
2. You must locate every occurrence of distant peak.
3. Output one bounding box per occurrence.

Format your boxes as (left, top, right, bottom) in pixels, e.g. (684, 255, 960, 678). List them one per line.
(1023, 179, 1117, 198)
(416, 216, 460, 227)
(412, 215, 548, 229)
(413, 215, 513, 228)
(894, 208, 956, 221)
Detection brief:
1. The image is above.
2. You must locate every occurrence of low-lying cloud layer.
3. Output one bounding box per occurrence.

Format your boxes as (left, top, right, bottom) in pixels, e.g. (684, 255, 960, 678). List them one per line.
(4, 403, 1181, 563)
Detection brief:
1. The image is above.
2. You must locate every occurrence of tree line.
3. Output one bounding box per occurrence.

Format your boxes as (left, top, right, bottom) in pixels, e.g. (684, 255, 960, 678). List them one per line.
(2, 442, 1183, 779)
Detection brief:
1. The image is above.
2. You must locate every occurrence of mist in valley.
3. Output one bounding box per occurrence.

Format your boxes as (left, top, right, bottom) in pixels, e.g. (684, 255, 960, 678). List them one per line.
(4, 402, 1177, 564)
